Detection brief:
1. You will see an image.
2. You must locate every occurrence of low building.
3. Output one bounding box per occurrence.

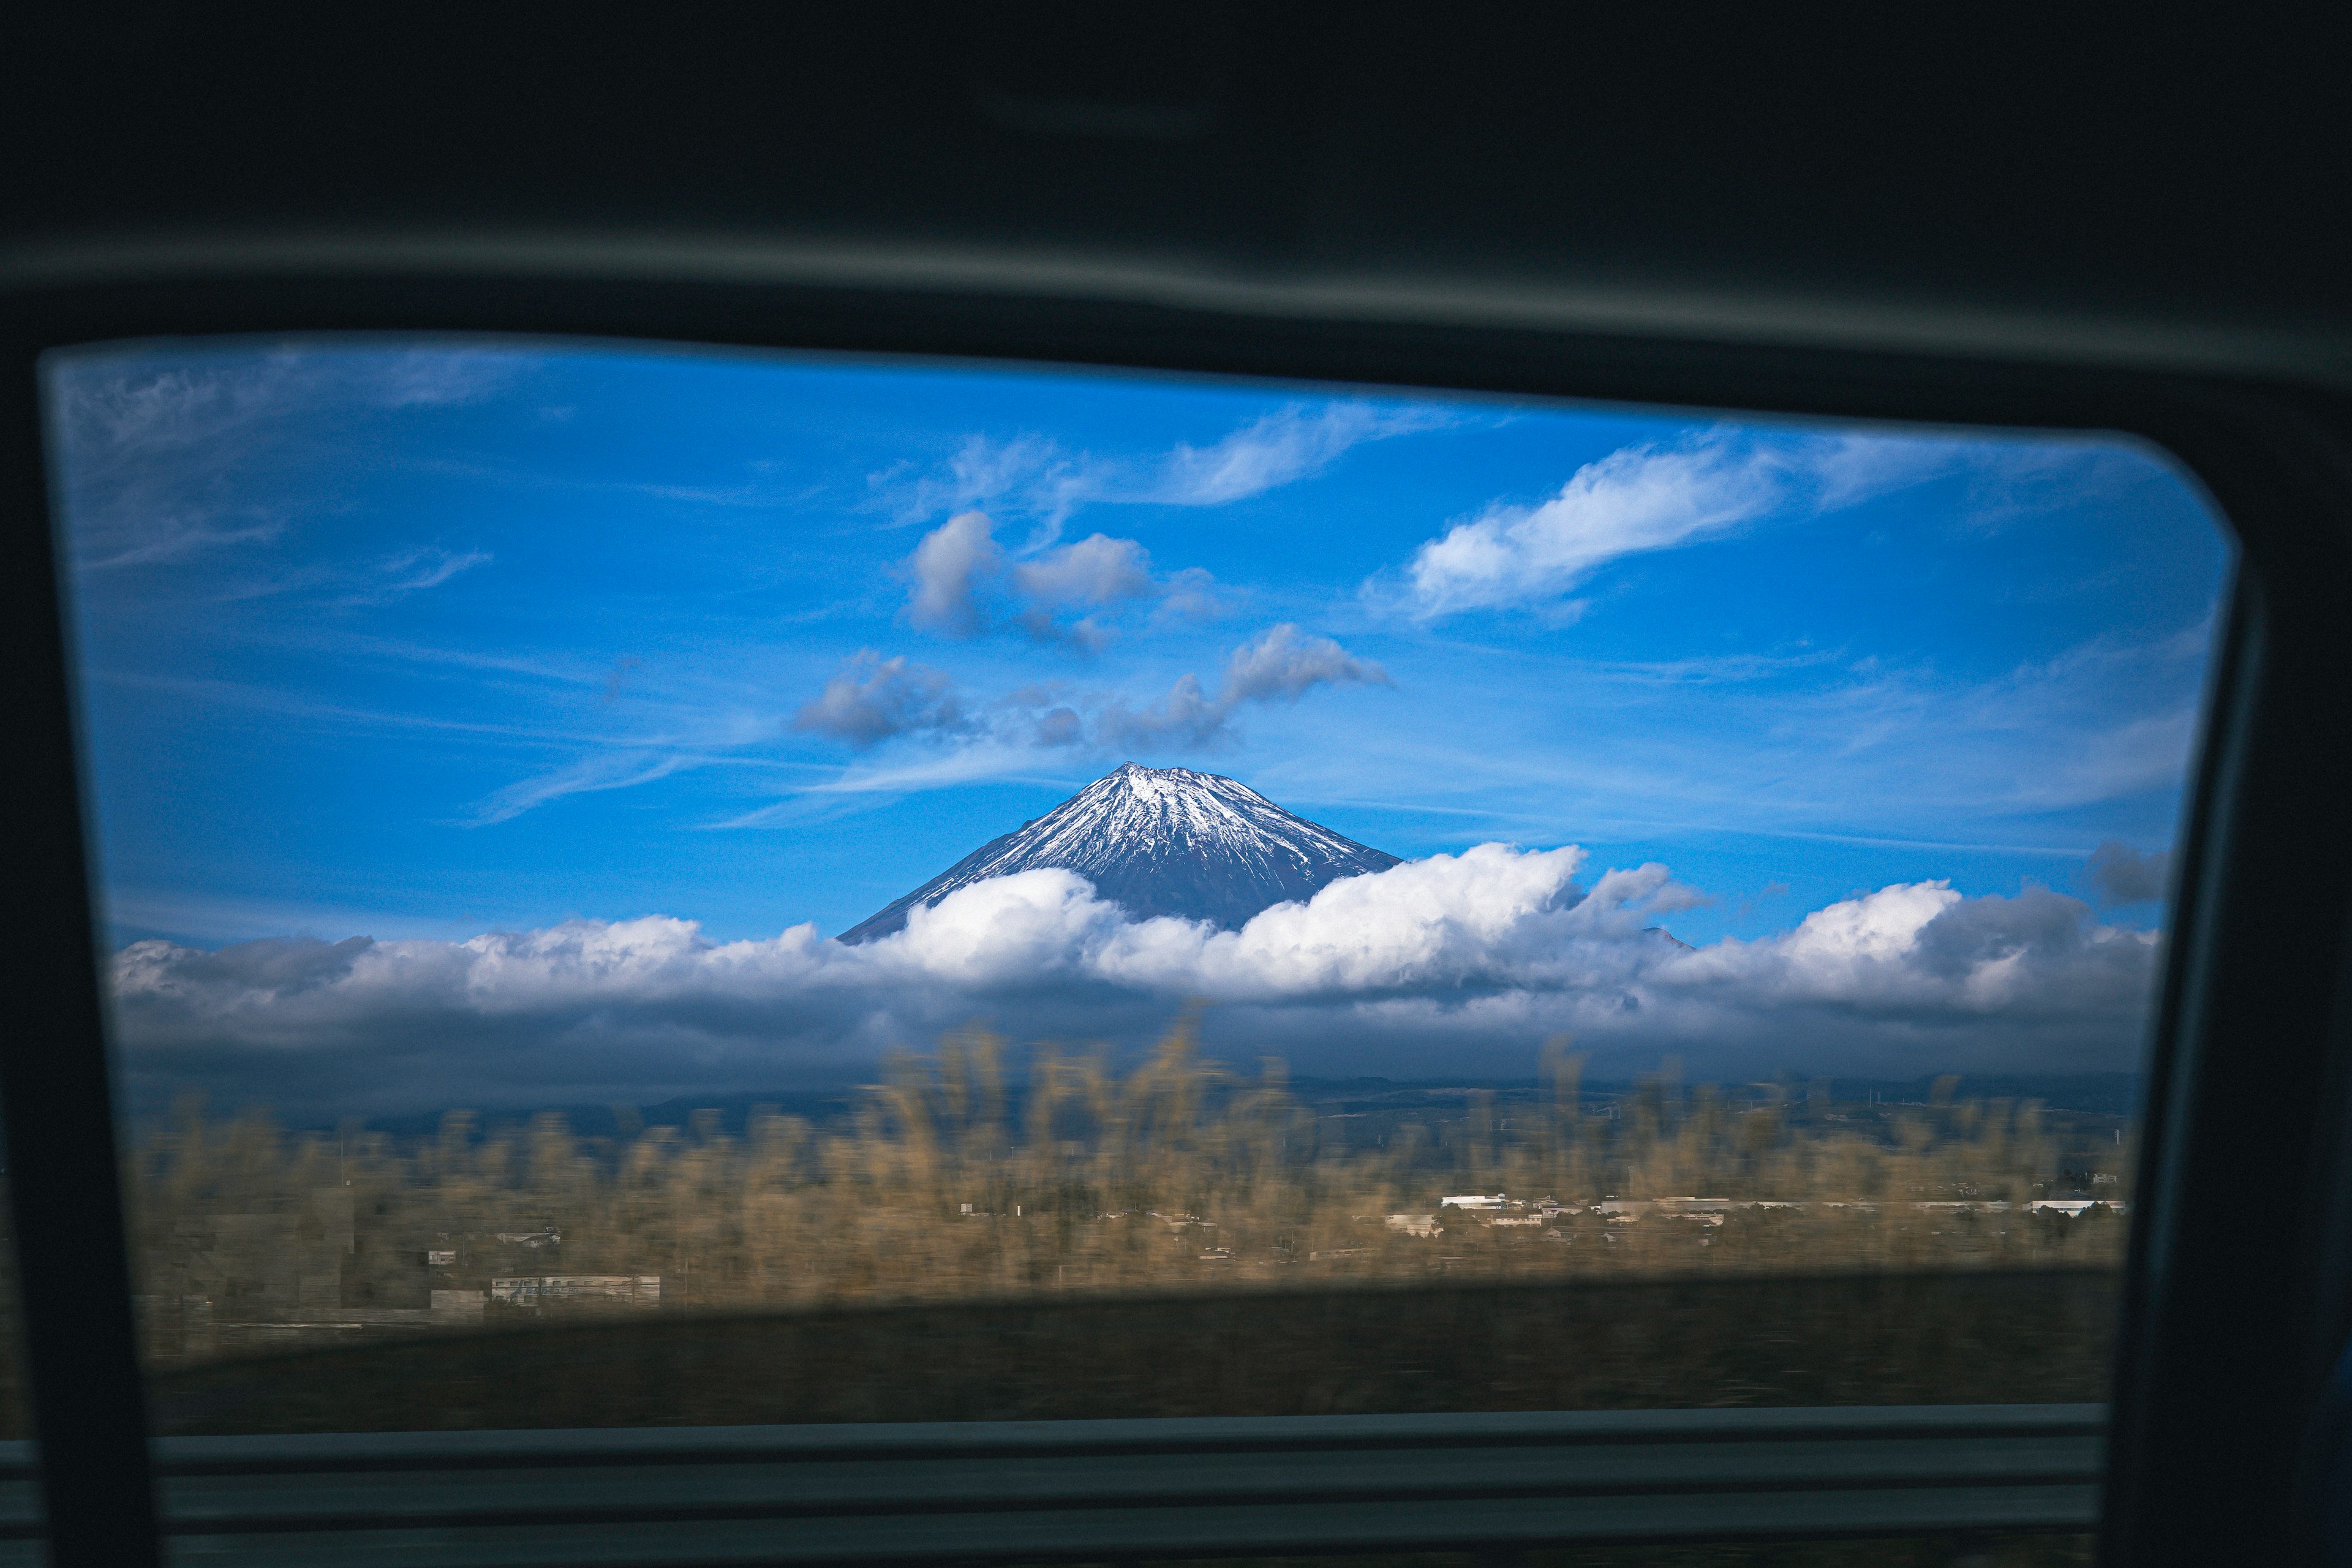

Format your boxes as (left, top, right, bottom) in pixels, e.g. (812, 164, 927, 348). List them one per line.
(492, 1227, 561, 1248)
(490, 1275, 662, 1308)
(1651, 1197, 1732, 1215)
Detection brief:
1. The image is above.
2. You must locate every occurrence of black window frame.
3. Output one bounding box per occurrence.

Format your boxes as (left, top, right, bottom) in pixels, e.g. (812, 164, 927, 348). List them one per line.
(6, 260, 2350, 1568)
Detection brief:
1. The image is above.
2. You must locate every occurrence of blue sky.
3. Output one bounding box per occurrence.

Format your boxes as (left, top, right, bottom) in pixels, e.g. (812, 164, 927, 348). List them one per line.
(45, 338, 2232, 1111)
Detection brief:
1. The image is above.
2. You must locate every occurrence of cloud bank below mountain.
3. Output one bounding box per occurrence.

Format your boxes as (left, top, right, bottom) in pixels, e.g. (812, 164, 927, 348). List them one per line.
(110, 846, 2159, 1118)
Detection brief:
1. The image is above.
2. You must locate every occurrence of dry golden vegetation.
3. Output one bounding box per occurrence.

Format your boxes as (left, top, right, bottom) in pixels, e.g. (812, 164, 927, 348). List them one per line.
(124, 1024, 2131, 1344)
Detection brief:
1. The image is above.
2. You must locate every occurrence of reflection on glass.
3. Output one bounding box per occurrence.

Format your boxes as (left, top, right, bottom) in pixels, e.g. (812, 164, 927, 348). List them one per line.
(44, 339, 2228, 1434)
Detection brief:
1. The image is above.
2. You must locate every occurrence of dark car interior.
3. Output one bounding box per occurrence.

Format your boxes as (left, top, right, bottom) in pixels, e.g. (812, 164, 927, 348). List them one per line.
(8, 6, 2352, 1566)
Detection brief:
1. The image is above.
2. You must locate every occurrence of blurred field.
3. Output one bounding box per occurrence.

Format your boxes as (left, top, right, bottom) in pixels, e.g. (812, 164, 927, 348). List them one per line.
(126, 1027, 2131, 1325)
(89, 1026, 2137, 1435)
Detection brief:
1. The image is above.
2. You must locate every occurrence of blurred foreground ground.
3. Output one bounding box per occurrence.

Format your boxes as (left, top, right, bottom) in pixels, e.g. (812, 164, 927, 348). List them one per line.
(67, 1031, 2136, 1441)
(143, 1268, 2116, 1434)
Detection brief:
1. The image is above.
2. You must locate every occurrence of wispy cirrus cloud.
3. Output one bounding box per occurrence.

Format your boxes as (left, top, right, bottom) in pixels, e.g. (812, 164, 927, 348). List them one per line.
(50, 345, 530, 578)
(335, 547, 494, 605)
(1147, 404, 1447, 507)
(1185, 608, 2216, 869)
(465, 750, 709, 826)
(74, 514, 290, 573)
(876, 401, 1453, 546)
(1389, 436, 1802, 620)
(1379, 430, 2056, 621)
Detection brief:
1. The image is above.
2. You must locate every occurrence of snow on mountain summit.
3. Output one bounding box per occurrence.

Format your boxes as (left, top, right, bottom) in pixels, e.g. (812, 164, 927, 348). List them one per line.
(837, 762, 1402, 944)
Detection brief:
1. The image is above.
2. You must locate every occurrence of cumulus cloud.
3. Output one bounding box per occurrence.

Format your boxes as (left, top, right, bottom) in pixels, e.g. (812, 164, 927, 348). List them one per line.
(1221, 623, 1390, 705)
(900, 512, 1215, 648)
(2084, 840, 2170, 905)
(903, 511, 1002, 636)
(109, 848, 2162, 1118)
(1010, 532, 1156, 607)
(1389, 430, 1974, 620)
(791, 652, 965, 749)
(793, 625, 1388, 760)
(1101, 625, 1391, 746)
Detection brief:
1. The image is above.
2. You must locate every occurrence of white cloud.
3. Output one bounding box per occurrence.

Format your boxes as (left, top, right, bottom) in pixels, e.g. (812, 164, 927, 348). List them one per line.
(899, 512, 1216, 647)
(1779, 880, 1962, 963)
(107, 848, 2160, 1115)
(333, 547, 494, 606)
(465, 751, 707, 826)
(876, 401, 1452, 544)
(1389, 429, 2002, 621)
(50, 345, 529, 578)
(1098, 673, 1224, 747)
(1009, 532, 1157, 607)
(1220, 623, 1390, 706)
(880, 435, 1087, 533)
(75, 515, 288, 573)
(788, 624, 1389, 766)
(1400, 437, 1790, 618)
(1100, 625, 1391, 747)
(456, 619, 1386, 830)
(791, 652, 965, 750)
(1145, 404, 1447, 507)
(903, 511, 1002, 636)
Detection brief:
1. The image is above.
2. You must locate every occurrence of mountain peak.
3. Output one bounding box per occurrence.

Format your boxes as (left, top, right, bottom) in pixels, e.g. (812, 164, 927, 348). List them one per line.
(838, 764, 1401, 944)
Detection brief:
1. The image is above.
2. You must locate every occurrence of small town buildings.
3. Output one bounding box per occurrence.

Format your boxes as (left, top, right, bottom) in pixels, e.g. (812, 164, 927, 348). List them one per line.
(2027, 1199, 2128, 1217)
(492, 1227, 561, 1248)
(1651, 1197, 1732, 1215)
(489, 1275, 663, 1308)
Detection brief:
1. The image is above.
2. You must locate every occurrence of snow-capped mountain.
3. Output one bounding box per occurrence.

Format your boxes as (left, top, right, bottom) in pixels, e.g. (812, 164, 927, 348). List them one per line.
(839, 762, 1402, 943)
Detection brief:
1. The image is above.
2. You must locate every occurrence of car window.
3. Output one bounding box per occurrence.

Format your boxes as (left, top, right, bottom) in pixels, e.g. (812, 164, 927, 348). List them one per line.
(40, 336, 2226, 1449)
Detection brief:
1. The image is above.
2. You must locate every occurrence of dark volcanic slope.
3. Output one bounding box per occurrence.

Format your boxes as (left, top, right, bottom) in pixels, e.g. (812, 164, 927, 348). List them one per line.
(839, 763, 1401, 944)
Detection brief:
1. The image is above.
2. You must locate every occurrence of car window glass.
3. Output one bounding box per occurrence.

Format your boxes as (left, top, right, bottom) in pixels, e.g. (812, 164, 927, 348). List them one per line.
(41, 336, 2229, 1437)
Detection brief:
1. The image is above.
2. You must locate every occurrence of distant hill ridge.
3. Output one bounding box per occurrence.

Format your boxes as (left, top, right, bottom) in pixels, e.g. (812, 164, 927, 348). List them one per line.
(838, 762, 1401, 944)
